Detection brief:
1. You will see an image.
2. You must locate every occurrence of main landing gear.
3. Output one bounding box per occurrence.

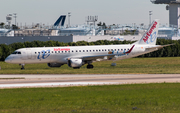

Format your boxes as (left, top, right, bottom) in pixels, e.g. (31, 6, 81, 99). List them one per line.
(87, 64, 94, 69)
(19, 64, 25, 70)
(73, 67, 80, 69)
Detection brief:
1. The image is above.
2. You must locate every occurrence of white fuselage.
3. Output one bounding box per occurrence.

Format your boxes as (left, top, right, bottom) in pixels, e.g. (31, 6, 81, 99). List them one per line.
(5, 44, 158, 64)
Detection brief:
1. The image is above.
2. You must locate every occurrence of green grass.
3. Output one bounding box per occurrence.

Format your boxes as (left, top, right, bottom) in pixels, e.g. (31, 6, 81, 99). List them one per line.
(0, 83, 180, 113)
(1, 57, 180, 74)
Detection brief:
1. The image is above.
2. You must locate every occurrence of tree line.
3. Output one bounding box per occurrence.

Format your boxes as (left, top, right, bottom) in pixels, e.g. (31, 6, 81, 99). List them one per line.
(0, 39, 178, 61)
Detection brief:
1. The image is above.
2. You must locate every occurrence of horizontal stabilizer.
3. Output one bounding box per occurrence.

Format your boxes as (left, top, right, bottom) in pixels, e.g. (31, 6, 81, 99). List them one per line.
(145, 44, 174, 51)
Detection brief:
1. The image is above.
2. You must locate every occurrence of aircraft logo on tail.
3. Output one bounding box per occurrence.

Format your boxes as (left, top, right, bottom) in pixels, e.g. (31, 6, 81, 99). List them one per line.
(146, 32, 157, 44)
(143, 21, 158, 43)
(135, 19, 159, 45)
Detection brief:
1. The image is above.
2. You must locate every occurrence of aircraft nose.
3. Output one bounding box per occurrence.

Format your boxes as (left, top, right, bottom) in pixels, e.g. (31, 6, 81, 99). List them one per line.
(5, 56, 12, 63)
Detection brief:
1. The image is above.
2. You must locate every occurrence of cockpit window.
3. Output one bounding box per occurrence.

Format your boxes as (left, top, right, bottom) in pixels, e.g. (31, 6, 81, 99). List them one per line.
(12, 51, 21, 54)
(12, 51, 17, 54)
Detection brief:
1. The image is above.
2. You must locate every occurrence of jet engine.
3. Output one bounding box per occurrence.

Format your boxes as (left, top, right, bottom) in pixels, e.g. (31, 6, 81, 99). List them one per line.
(47, 63, 63, 67)
(67, 59, 83, 68)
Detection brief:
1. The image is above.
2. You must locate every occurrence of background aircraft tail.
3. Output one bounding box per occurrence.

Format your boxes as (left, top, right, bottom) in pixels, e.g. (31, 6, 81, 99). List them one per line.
(134, 19, 159, 45)
(54, 15, 66, 27)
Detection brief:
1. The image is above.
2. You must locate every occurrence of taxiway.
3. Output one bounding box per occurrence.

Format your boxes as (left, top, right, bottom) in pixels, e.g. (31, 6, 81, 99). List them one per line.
(0, 74, 180, 88)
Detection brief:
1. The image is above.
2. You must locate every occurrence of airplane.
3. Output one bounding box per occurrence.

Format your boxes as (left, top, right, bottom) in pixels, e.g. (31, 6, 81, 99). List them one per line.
(5, 19, 172, 70)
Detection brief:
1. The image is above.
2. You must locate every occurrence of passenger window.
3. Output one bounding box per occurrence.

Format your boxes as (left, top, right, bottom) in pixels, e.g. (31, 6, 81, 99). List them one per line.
(83, 50, 85, 52)
(105, 49, 106, 51)
(90, 50, 91, 52)
(118, 49, 120, 51)
(99, 50, 101, 51)
(102, 49, 104, 51)
(96, 50, 98, 52)
(93, 50, 95, 52)
(79, 50, 81, 52)
(55, 51, 57, 53)
(108, 49, 110, 51)
(52, 51, 53, 53)
(58, 51, 60, 53)
(76, 50, 78, 52)
(86, 50, 88, 52)
(72, 50, 74, 52)
(115, 49, 116, 51)
(62, 51, 63, 53)
(35, 52, 36, 54)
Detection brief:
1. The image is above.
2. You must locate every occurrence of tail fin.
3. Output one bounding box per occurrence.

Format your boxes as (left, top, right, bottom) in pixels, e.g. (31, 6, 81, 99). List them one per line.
(135, 19, 159, 45)
(54, 15, 66, 27)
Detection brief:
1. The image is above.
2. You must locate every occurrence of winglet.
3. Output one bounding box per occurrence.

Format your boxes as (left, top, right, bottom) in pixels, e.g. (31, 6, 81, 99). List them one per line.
(125, 45, 135, 54)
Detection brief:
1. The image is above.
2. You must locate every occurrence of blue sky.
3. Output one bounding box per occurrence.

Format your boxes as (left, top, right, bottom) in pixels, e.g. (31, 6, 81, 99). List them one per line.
(0, 0, 168, 26)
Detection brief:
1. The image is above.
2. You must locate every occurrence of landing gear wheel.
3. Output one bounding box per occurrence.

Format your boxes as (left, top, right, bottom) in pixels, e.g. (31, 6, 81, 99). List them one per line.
(87, 64, 94, 69)
(73, 67, 80, 69)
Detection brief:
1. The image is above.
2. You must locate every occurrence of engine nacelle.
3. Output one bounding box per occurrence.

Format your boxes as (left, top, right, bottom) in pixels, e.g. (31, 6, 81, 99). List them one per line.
(67, 59, 83, 68)
(47, 63, 63, 67)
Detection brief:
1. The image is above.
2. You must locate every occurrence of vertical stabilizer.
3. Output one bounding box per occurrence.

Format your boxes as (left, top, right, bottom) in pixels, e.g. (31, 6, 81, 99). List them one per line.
(54, 15, 66, 27)
(135, 19, 159, 45)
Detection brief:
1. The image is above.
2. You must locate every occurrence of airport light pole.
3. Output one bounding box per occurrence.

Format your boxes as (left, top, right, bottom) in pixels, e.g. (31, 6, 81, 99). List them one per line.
(149, 11, 152, 27)
(68, 12, 71, 27)
(13, 13, 17, 26)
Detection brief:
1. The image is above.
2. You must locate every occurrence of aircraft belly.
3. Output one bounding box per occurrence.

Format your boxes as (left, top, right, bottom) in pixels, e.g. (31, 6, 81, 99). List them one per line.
(54, 55, 67, 63)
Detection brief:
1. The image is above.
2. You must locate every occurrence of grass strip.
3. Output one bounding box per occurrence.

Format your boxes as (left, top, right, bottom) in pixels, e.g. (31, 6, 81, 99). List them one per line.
(0, 83, 180, 113)
(1, 57, 180, 74)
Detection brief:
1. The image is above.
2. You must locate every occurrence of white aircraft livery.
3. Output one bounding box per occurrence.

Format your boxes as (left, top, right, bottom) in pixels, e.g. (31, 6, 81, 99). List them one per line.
(5, 19, 172, 69)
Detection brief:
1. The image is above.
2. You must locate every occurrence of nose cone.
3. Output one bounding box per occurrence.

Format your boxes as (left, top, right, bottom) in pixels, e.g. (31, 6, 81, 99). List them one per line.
(5, 56, 12, 63)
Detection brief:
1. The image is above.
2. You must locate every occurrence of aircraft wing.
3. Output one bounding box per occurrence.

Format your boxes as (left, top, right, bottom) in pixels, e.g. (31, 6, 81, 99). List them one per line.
(72, 45, 135, 61)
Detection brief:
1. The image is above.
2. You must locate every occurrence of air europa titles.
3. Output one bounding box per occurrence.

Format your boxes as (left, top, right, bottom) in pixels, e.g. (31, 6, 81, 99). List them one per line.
(143, 21, 157, 43)
(54, 48, 70, 51)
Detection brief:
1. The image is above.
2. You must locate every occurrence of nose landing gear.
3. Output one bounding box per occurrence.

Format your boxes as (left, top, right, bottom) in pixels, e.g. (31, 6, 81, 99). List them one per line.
(19, 64, 25, 70)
